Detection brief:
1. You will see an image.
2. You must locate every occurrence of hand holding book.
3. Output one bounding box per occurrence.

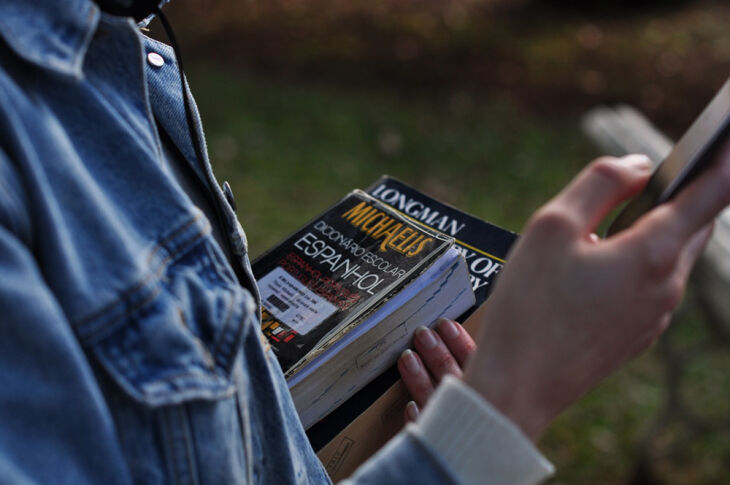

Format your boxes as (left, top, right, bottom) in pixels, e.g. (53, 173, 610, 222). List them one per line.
(324, 148, 730, 479)
(410, 152, 728, 441)
(398, 319, 476, 422)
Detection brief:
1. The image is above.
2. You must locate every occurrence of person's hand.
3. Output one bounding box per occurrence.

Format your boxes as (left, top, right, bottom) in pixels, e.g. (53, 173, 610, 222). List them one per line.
(463, 151, 730, 442)
(398, 318, 476, 422)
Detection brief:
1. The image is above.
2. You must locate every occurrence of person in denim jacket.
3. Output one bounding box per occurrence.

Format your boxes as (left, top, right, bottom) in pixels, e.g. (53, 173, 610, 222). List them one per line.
(2, 1, 728, 484)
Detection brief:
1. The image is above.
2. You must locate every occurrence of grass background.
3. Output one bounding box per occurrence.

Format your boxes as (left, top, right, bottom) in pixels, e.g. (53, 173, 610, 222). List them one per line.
(191, 68, 592, 253)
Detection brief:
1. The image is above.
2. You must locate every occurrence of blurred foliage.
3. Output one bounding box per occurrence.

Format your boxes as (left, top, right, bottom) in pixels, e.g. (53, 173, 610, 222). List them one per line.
(149, 0, 730, 482)
(164, 0, 730, 136)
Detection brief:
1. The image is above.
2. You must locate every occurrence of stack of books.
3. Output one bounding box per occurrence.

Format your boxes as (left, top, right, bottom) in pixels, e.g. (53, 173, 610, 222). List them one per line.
(253, 188, 475, 429)
(252, 176, 517, 449)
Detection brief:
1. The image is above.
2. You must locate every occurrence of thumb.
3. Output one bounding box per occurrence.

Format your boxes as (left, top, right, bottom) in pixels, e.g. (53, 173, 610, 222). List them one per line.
(554, 155, 653, 235)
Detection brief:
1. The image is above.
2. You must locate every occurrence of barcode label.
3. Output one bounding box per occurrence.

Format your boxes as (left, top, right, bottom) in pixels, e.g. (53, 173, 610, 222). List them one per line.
(257, 267, 338, 335)
(267, 294, 290, 312)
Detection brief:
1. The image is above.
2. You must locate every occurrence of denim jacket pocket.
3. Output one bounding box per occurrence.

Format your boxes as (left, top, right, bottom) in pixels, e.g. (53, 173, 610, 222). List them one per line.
(71, 213, 257, 407)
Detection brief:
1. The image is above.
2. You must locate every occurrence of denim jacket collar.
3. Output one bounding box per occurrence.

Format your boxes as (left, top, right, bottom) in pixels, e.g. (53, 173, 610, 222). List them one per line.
(0, 0, 100, 80)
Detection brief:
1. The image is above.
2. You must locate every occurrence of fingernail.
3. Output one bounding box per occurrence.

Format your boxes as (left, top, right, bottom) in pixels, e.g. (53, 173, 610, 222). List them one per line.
(401, 349, 420, 374)
(438, 318, 460, 340)
(620, 154, 652, 170)
(406, 401, 420, 421)
(416, 326, 438, 350)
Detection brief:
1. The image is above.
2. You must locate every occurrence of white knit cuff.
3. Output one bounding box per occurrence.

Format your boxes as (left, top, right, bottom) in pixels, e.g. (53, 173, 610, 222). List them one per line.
(410, 375, 554, 485)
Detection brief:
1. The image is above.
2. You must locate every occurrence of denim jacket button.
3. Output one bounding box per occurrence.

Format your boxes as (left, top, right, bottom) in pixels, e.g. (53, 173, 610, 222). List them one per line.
(222, 181, 237, 212)
(147, 52, 165, 68)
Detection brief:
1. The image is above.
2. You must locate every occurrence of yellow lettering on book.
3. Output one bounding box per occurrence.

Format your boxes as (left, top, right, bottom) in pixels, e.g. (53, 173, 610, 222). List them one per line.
(342, 201, 377, 226)
(343, 200, 434, 256)
(396, 231, 422, 253)
(377, 223, 404, 252)
(388, 227, 413, 250)
(405, 236, 433, 256)
(365, 214, 394, 236)
(361, 212, 385, 232)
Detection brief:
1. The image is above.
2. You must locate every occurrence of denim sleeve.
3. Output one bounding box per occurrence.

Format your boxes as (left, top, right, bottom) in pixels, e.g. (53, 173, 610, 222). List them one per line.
(0, 157, 131, 484)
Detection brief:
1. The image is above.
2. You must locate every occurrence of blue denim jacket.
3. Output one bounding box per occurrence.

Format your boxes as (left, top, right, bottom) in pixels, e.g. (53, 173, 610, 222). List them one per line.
(0, 1, 457, 483)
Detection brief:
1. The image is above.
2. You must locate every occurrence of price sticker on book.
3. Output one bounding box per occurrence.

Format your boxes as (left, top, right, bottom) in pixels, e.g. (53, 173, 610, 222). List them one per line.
(258, 267, 338, 335)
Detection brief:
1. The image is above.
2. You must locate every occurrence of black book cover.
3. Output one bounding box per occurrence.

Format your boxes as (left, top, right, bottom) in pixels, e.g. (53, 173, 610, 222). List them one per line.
(307, 176, 518, 450)
(368, 176, 518, 311)
(252, 190, 452, 376)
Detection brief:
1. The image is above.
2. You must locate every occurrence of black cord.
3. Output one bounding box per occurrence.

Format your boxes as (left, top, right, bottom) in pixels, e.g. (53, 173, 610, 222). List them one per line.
(153, 9, 206, 174)
(153, 7, 247, 283)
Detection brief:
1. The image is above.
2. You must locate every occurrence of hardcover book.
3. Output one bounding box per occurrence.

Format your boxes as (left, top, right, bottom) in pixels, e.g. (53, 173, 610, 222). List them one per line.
(312, 177, 519, 477)
(252, 190, 475, 428)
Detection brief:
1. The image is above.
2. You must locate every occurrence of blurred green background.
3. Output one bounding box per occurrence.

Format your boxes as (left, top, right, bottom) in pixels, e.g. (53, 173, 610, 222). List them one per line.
(151, 0, 730, 482)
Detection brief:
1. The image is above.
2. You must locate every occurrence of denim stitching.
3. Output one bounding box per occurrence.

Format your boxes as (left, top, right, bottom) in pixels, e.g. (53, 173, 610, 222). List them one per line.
(139, 370, 229, 396)
(74, 211, 247, 403)
(77, 223, 208, 342)
(208, 296, 248, 378)
(74, 212, 203, 328)
(82, 285, 162, 344)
